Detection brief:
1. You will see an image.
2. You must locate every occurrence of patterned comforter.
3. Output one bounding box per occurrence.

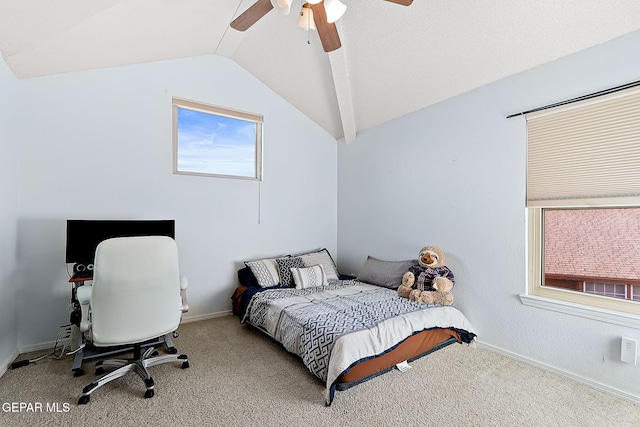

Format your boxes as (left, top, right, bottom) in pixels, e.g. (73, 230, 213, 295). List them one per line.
(241, 280, 476, 405)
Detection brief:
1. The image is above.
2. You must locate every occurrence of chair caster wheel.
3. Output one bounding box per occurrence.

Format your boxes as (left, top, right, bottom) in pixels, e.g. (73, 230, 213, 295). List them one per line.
(181, 361, 189, 369)
(73, 369, 85, 377)
(78, 395, 90, 405)
(144, 389, 154, 399)
(168, 346, 177, 354)
(95, 367, 105, 375)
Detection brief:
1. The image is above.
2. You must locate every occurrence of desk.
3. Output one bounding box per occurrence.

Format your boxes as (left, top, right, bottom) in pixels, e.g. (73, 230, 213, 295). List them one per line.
(68, 276, 176, 377)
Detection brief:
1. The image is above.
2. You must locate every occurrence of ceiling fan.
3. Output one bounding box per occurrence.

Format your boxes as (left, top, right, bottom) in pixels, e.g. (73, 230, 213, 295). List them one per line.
(230, 0, 413, 53)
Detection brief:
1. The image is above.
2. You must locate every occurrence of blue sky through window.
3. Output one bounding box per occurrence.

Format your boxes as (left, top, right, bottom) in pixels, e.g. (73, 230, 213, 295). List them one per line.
(176, 107, 257, 178)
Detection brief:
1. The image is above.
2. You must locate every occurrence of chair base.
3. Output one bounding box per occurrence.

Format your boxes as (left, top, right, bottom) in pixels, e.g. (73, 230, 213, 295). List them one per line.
(72, 332, 177, 377)
(77, 345, 188, 405)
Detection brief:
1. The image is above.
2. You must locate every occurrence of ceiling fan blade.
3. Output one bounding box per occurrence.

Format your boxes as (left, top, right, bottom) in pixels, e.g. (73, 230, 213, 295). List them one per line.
(230, 0, 274, 31)
(385, 0, 413, 5)
(310, 3, 341, 52)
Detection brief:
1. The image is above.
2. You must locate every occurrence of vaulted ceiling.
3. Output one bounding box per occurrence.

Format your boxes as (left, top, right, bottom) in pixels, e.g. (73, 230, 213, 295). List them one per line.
(1, 1, 639, 141)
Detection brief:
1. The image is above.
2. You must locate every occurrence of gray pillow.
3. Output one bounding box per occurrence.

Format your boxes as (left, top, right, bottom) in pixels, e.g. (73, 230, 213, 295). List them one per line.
(356, 256, 418, 289)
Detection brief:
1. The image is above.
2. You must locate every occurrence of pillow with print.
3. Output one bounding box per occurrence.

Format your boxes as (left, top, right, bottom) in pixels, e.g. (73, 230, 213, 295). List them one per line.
(297, 248, 339, 281)
(244, 258, 280, 288)
(276, 256, 304, 287)
(290, 265, 328, 289)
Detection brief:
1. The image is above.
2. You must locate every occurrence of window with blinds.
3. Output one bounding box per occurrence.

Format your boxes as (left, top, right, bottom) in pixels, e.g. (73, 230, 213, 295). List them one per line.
(526, 85, 640, 207)
(525, 85, 640, 318)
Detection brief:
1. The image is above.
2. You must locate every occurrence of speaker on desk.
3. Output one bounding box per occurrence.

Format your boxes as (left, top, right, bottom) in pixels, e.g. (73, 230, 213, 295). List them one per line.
(73, 263, 86, 275)
(73, 263, 93, 278)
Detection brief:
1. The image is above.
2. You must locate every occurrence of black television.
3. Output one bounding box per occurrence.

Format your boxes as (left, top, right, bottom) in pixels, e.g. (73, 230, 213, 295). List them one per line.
(66, 220, 175, 267)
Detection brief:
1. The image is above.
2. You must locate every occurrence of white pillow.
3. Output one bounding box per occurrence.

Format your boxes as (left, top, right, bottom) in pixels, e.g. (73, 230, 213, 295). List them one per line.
(245, 258, 280, 288)
(298, 249, 339, 281)
(290, 265, 328, 289)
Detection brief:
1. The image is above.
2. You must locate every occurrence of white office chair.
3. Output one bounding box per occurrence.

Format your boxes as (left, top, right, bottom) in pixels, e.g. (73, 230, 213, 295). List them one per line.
(76, 235, 189, 405)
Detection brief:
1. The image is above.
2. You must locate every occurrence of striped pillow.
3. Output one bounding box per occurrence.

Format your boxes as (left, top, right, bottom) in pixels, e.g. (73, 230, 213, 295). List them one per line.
(298, 249, 339, 281)
(290, 265, 328, 289)
(245, 258, 279, 288)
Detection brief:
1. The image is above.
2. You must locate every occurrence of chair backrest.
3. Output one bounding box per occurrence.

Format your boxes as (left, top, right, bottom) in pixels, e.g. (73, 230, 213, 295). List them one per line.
(90, 235, 182, 346)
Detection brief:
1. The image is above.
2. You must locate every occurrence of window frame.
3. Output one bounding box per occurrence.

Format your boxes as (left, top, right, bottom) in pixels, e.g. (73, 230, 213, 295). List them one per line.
(524, 207, 640, 327)
(172, 97, 263, 181)
(521, 84, 640, 327)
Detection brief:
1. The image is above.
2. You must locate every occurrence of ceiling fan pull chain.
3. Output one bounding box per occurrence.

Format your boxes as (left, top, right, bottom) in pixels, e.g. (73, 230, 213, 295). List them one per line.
(307, 7, 311, 45)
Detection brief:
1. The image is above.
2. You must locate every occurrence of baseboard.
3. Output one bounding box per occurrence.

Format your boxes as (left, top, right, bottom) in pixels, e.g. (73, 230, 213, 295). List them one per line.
(0, 310, 233, 378)
(182, 310, 232, 323)
(11, 311, 232, 354)
(2, 310, 232, 379)
(0, 348, 20, 379)
(476, 340, 640, 405)
(18, 340, 57, 354)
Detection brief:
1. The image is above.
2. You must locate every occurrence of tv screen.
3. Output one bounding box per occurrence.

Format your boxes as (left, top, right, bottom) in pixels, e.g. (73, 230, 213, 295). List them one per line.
(66, 220, 175, 265)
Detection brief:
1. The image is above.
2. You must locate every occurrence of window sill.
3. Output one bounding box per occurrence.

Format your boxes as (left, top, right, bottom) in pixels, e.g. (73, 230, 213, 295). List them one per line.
(519, 294, 640, 329)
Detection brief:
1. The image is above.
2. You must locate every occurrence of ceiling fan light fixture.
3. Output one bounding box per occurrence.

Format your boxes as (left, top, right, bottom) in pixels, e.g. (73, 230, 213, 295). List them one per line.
(270, 0, 294, 15)
(324, 0, 347, 24)
(297, 6, 316, 31)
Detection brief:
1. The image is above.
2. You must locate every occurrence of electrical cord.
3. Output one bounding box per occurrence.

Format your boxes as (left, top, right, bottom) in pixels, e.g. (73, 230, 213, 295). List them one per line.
(11, 323, 75, 369)
(12, 263, 86, 369)
(53, 324, 73, 359)
(65, 343, 85, 356)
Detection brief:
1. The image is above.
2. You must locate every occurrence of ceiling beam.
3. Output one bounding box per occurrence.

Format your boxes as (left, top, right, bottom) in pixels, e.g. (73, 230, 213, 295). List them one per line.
(217, 2, 356, 142)
(215, 0, 254, 58)
(328, 23, 356, 143)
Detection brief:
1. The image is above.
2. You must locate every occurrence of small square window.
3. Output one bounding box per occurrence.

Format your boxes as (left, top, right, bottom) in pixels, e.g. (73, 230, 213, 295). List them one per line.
(172, 97, 263, 180)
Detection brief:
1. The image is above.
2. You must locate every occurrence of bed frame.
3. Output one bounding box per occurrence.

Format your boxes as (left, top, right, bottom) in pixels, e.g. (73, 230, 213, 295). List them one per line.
(231, 273, 465, 393)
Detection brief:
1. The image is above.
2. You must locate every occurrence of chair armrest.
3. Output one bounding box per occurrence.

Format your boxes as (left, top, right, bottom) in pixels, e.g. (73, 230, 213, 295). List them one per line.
(180, 276, 189, 313)
(76, 286, 93, 333)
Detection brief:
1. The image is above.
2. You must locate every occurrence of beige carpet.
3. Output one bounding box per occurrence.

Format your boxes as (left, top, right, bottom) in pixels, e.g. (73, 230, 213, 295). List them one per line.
(1, 315, 639, 427)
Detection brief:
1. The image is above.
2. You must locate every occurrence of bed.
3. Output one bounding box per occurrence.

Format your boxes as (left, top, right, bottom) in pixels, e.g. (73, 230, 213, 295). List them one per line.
(231, 249, 476, 405)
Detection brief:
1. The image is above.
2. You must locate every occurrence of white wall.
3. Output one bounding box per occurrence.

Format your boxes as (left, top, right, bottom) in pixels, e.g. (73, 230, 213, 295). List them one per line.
(337, 30, 640, 400)
(0, 57, 21, 372)
(13, 55, 337, 347)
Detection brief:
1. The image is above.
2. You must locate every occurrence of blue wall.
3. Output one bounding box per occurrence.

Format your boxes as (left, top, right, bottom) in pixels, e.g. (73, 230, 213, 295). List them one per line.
(337, 30, 640, 401)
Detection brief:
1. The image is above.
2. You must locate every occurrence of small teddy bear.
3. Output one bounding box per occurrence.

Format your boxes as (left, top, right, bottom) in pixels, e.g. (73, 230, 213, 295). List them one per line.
(397, 245, 455, 306)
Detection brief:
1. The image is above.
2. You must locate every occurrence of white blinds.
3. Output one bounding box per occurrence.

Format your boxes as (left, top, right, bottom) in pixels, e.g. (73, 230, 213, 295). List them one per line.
(526, 86, 640, 207)
(172, 97, 263, 123)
